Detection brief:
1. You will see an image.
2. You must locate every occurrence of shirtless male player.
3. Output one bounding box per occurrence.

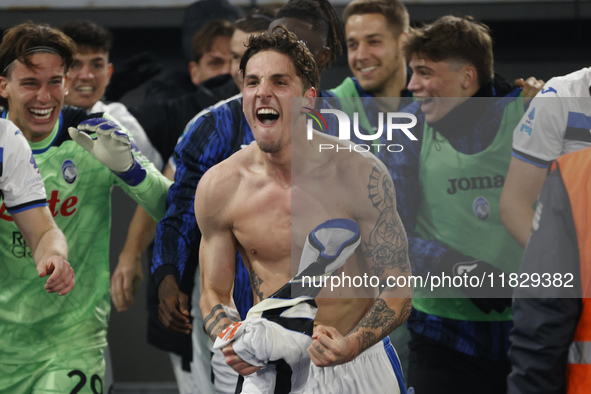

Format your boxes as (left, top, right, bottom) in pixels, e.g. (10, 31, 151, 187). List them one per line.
(196, 29, 412, 393)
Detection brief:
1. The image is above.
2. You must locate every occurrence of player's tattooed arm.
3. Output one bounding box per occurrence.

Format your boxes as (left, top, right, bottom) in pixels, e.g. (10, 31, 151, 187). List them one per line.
(363, 165, 411, 277)
(349, 298, 412, 353)
(203, 304, 241, 341)
(195, 163, 244, 341)
(349, 163, 412, 354)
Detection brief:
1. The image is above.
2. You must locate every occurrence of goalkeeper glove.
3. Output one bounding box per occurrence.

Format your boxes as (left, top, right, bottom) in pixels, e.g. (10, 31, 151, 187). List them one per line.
(68, 118, 146, 186)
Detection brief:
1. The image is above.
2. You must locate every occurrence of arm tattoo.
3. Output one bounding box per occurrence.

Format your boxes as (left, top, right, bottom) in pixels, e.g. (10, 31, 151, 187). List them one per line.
(203, 304, 224, 329)
(364, 165, 410, 276)
(397, 298, 413, 326)
(350, 298, 411, 353)
(348, 166, 413, 354)
(357, 331, 377, 354)
(245, 255, 265, 301)
(204, 304, 240, 340)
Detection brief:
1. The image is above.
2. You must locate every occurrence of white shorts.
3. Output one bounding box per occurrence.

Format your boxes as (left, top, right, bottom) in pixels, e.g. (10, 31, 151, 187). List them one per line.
(211, 347, 240, 393)
(305, 337, 406, 394)
(169, 352, 211, 394)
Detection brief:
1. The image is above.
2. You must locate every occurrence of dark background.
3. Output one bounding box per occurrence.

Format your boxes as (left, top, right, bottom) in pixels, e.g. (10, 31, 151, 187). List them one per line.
(1, 0, 589, 387)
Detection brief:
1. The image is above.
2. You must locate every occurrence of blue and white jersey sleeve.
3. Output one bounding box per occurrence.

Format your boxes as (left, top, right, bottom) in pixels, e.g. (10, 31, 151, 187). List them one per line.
(168, 93, 243, 172)
(512, 67, 591, 168)
(0, 119, 47, 212)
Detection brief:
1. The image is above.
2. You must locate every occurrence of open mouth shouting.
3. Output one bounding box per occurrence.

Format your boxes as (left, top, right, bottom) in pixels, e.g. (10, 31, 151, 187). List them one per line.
(256, 107, 280, 126)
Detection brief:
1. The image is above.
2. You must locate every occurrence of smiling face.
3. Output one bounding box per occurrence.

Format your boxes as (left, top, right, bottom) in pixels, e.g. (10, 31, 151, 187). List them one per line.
(407, 55, 476, 123)
(345, 13, 405, 98)
(65, 47, 113, 111)
(0, 52, 67, 142)
(242, 50, 315, 154)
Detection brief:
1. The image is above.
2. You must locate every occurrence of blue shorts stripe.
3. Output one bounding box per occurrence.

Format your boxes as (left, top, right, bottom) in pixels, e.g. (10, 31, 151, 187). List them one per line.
(383, 336, 407, 394)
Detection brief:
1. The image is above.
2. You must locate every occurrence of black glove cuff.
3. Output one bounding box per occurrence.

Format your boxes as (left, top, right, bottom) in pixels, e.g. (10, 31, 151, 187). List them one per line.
(438, 250, 474, 275)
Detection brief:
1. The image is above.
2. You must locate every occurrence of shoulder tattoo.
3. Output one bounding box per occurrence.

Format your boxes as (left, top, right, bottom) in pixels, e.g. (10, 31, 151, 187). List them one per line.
(364, 165, 410, 276)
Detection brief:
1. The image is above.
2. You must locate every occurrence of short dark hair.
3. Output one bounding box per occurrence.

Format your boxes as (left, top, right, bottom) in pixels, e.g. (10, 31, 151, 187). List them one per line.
(0, 22, 76, 108)
(343, 0, 409, 38)
(181, 0, 243, 62)
(60, 20, 113, 54)
(191, 19, 235, 63)
(235, 4, 280, 33)
(404, 15, 494, 88)
(240, 28, 319, 92)
(275, 0, 345, 69)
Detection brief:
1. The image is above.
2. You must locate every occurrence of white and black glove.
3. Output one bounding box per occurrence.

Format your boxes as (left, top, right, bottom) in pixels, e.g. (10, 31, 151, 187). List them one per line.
(68, 118, 146, 186)
(438, 250, 512, 314)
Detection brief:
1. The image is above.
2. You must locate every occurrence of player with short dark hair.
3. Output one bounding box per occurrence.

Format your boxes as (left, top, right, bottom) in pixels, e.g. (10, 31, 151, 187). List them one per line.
(0, 21, 170, 393)
(198, 28, 411, 394)
(387, 15, 532, 393)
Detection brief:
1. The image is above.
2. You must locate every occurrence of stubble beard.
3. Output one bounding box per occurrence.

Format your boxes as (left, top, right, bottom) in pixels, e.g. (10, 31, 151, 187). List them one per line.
(257, 139, 283, 153)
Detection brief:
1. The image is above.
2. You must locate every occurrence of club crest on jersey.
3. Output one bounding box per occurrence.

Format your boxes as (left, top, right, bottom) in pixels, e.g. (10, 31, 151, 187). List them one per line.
(519, 107, 535, 136)
(61, 159, 77, 184)
(473, 196, 490, 220)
